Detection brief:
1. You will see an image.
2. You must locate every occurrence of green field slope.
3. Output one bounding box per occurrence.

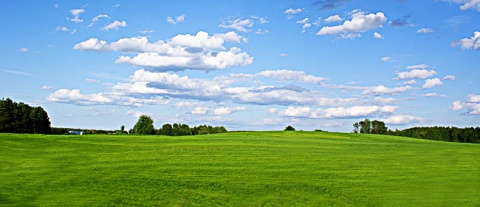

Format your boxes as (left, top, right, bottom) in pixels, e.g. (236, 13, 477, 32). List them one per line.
(1, 132, 479, 206)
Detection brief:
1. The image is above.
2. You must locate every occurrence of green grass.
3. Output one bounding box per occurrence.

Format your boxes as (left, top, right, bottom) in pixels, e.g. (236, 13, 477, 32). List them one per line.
(1, 131, 479, 206)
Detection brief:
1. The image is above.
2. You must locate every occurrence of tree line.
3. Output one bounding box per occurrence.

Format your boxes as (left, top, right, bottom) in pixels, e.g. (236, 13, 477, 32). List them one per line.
(131, 115, 227, 136)
(353, 118, 479, 143)
(0, 98, 51, 134)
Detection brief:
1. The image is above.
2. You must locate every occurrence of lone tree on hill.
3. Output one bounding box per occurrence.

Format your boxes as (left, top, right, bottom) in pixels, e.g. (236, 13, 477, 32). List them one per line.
(133, 115, 155, 135)
(284, 125, 296, 131)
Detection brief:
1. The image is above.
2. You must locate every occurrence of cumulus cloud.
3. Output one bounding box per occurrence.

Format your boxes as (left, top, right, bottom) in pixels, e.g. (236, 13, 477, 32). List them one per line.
(451, 31, 480, 50)
(451, 94, 480, 115)
(443, 0, 480, 11)
(278, 105, 397, 119)
(191, 106, 208, 115)
(296, 18, 311, 33)
(41, 86, 52, 90)
(284, 8, 302, 19)
(214, 106, 247, 115)
(406, 64, 429, 70)
(403, 80, 417, 85)
(423, 78, 443, 89)
(324, 15, 343, 23)
(362, 85, 412, 95)
(219, 18, 254, 32)
(396, 69, 437, 79)
(103, 20, 126, 30)
(254, 69, 327, 84)
(167, 14, 185, 24)
(73, 31, 252, 71)
(47, 88, 170, 106)
(317, 11, 386, 36)
(69, 9, 85, 23)
(383, 115, 423, 125)
(417, 28, 434, 33)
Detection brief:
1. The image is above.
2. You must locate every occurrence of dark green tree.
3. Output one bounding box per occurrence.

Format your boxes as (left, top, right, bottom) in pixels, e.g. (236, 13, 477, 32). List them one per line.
(284, 125, 296, 131)
(359, 119, 371, 134)
(133, 115, 155, 135)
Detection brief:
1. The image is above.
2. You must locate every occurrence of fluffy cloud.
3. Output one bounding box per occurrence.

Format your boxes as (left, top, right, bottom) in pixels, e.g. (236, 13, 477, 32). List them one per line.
(47, 89, 170, 106)
(383, 115, 422, 125)
(317, 11, 386, 36)
(452, 94, 480, 115)
(406, 64, 428, 70)
(451, 31, 480, 50)
(362, 85, 412, 95)
(255, 69, 327, 84)
(73, 31, 252, 71)
(88, 14, 110, 27)
(296, 18, 311, 33)
(167, 14, 185, 24)
(381, 57, 392, 62)
(284, 8, 302, 14)
(219, 18, 254, 32)
(103, 20, 126, 30)
(41, 85, 52, 90)
(396, 69, 437, 79)
(324, 15, 343, 23)
(214, 107, 247, 115)
(191, 106, 209, 115)
(443, 0, 480, 11)
(279, 105, 397, 119)
(417, 28, 434, 33)
(70, 9, 84, 23)
(423, 78, 443, 89)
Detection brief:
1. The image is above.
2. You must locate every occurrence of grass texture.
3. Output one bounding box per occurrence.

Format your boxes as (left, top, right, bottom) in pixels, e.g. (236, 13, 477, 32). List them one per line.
(1, 131, 479, 206)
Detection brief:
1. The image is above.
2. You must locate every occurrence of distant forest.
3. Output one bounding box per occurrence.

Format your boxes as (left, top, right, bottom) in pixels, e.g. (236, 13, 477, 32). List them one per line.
(354, 119, 480, 143)
(0, 98, 51, 134)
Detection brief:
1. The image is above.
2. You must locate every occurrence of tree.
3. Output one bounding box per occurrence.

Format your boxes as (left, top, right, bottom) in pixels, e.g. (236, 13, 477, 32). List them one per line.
(133, 115, 155, 135)
(353, 122, 360, 133)
(359, 119, 371, 134)
(371, 120, 387, 134)
(284, 125, 295, 131)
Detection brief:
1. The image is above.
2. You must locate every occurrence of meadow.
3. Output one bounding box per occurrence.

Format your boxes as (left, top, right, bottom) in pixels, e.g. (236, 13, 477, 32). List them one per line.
(1, 131, 479, 206)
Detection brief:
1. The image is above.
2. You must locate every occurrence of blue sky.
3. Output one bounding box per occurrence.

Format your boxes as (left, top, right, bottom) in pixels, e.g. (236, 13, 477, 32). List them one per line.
(1, 0, 479, 132)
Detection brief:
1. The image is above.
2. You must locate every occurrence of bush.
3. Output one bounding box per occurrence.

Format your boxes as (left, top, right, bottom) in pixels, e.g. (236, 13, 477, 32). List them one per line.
(284, 126, 295, 131)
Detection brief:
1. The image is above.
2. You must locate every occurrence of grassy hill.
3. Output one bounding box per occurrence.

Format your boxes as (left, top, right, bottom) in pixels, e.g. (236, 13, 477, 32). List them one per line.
(1, 131, 479, 206)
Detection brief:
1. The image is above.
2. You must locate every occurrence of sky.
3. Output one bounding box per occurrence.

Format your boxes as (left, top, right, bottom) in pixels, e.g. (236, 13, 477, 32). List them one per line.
(1, 0, 479, 132)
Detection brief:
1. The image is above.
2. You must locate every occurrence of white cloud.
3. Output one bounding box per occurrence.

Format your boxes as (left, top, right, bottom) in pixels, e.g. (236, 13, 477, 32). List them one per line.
(443, 0, 480, 11)
(88, 14, 110, 27)
(403, 80, 417, 85)
(444, 75, 456, 80)
(423, 78, 443, 88)
(41, 86, 52, 90)
(279, 105, 397, 119)
(422, 93, 438, 97)
(317, 11, 386, 36)
(279, 53, 289, 57)
(417, 28, 434, 33)
(192, 106, 209, 115)
(55, 26, 69, 32)
(284, 8, 302, 14)
(103, 20, 126, 31)
(396, 69, 437, 79)
(451, 31, 480, 50)
(139, 30, 154, 34)
(214, 106, 247, 115)
(337, 33, 361, 39)
(73, 31, 253, 71)
(296, 18, 311, 33)
(219, 18, 254, 32)
(259, 17, 269, 24)
(19, 48, 29, 53)
(383, 115, 422, 125)
(373, 32, 384, 39)
(256, 69, 327, 84)
(452, 94, 480, 114)
(167, 14, 186, 24)
(362, 85, 412, 95)
(255, 29, 269, 35)
(406, 64, 428, 70)
(325, 15, 343, 23)
(70, 9, 85, 23)
(381, 57, 392, 62)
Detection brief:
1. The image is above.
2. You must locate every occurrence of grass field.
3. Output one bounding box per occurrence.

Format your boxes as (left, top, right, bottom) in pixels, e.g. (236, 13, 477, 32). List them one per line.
(1, 131, 479, 206)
